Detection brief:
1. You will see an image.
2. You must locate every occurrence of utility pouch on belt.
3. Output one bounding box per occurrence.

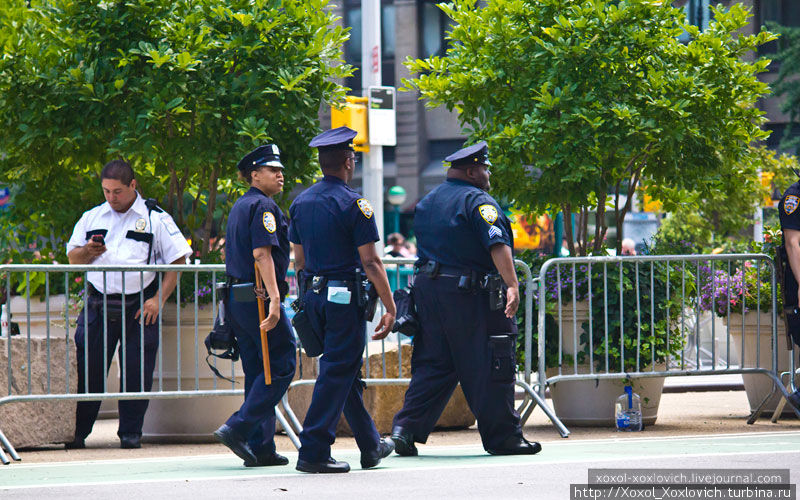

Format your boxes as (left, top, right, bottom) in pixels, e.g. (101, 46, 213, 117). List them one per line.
(232, 283, 256, 303)
(486, 274, 506, 311)
(489, 335, 515, 383)
(391, 286, 419, 338)
(204, 282, 239, 383)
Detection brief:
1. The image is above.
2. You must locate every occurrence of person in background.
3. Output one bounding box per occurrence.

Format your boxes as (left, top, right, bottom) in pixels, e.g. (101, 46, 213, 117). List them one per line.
(65, 159, 191, 449)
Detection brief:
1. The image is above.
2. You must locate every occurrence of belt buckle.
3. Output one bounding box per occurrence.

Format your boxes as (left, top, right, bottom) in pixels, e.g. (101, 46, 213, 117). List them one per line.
(311, 276, 324, 293)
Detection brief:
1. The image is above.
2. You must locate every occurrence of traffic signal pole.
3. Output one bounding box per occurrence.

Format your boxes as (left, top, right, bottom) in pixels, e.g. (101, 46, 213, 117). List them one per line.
(362, 0, 384, 243)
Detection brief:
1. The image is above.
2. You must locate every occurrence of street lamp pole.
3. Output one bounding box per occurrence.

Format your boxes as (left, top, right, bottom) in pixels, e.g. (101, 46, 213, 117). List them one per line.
(361, 0, 384, 242)
(387, 185, 406, 235)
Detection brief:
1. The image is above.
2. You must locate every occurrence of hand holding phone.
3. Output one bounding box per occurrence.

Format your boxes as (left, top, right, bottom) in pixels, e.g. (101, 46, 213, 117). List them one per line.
(86, 234, 106, 258)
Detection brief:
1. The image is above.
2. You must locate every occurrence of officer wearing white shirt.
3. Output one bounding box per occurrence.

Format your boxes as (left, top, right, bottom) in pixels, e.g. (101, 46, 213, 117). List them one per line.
(65, 160, 191, 449)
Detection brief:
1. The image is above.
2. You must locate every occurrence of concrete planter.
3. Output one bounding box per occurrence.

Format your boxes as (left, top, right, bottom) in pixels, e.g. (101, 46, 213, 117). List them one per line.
(724, 312, 793, 416)
(142, 303, 245, 443)
(547, 366, 665, 427)
(555, 300, 590, 358)
(0, 335, 77, 447)
(287, 343, 475, 435)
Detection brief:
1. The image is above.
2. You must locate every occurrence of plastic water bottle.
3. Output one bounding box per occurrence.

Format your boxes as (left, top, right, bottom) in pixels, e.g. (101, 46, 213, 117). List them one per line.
(615, 385, 642, 431)
(0, 303, 9, 337)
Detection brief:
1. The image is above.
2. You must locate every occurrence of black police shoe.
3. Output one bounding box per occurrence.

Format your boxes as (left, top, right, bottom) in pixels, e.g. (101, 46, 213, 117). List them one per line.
(119, 434, 141, 449)
(213, 424, 256, 464)
(295, 457, 351, 473)
(391, 426, 418, 457)
(64, 438, 85, 450)
(486, 436, 542, 456)
(787, 390, 800, 410)
(244, 451, 290, 467)
(361, 437, 395, 469)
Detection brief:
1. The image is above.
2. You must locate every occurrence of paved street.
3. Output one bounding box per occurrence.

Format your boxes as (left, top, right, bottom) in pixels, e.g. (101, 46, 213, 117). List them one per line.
(3, 432, 799, 499)
(2, 386, 800, 499)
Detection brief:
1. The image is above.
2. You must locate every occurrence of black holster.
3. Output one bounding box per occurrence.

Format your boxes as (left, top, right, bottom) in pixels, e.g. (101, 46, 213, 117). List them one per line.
(291, 271, 324, 357)
(357, 270, 379, 321)
(204, 282, 239, 383)
(485, 274, 506, 311)
(391, 285, 419, 337)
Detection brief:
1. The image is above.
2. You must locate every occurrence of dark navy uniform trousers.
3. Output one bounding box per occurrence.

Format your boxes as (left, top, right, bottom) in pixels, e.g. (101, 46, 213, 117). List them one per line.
(224, 293, 296, 455)
(298, 287, 380, 463)
(392, 274, 522, 450)
(75, 301, 159, 439)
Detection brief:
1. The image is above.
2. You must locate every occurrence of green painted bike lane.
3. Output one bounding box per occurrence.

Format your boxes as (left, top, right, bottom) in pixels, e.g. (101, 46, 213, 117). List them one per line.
(2, 432, 799, 490)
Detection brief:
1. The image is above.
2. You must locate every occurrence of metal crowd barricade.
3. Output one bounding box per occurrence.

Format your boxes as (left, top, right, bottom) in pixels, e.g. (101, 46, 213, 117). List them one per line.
(531, 254, 800, 436)
(0, 263, 299, 465)
(279, 258, 568, 440)
(0, 258, 559, 464)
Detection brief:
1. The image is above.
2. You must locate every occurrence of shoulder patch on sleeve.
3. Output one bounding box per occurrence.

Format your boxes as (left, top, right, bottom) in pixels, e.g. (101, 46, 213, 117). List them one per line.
(357, 198, 374, 219)
(478, 204, 498, 224)
(263, 211, 277, 233)
(785, 195, 799, 215)
(162, 216, 181, 237)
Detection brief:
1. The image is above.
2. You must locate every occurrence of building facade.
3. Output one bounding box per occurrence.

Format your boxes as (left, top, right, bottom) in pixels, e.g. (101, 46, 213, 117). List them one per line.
(331, 0, 799, 224)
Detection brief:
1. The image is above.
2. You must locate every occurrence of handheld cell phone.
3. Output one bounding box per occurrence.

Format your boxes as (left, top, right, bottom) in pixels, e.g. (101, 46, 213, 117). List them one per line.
(91, 234, 105, 245)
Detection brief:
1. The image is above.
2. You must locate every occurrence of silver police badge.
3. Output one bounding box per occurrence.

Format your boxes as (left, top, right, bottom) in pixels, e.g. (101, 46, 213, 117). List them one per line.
(263, 211, 277, 233)
(357, 198, 374, 219)
(785, 195, 799, 215)
(478, 204, 498, 224)
(134, 218, 147, 232)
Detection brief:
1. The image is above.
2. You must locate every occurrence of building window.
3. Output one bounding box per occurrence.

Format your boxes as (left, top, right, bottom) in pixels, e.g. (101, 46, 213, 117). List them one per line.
(757, 0, 800, 55)
(420, 0, 453, 58)
(677, 0, 714, 43)
(343, 0, 396, 93)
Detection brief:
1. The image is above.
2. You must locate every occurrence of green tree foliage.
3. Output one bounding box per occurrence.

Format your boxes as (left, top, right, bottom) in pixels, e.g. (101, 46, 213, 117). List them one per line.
(403, 0, 775, 255)
(0, 0, 351, 260)
(649, 145, 800, 252)
(771, 22, 800, 154)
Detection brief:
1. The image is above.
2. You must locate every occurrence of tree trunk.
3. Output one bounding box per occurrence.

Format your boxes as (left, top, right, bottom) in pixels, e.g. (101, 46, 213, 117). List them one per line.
(201, 165, 220, 257)
(562, 202, 575, 256)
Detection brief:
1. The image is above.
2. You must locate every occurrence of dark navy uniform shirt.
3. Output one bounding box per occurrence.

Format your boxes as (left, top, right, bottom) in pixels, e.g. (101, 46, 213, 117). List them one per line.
(780, 182, 800, 233)
(415, 178, 513, 274)
(288, 176, 379, 277)
(226, 187, 290, 282)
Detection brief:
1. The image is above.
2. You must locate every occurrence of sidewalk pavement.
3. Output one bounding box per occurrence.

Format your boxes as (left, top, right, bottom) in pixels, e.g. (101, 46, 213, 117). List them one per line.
(11, 376, 799, 465)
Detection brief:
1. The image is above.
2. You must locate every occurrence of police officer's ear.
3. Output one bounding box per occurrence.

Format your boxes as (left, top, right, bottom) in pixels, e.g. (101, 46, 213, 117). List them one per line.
(129, 178, 138, 192)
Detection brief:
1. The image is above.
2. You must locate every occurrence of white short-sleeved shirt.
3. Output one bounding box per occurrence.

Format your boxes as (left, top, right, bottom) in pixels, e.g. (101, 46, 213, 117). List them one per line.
(66, 194, 192, 294)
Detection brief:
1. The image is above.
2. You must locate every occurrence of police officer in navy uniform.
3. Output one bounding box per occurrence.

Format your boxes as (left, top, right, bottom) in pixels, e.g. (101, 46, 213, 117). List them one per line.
(289, 127, 396, 473)
(65, 160, 192, 449)
(777, 177, 800, 409)
(213, 144, 297, 467)
(391, 141, 541, 457)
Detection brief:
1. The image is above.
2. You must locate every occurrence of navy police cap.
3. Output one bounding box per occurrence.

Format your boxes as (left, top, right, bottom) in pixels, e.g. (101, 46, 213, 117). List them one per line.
(445, 140, 491, 168)
(309, 126, 357, 152)
(236, 144, 284, 173)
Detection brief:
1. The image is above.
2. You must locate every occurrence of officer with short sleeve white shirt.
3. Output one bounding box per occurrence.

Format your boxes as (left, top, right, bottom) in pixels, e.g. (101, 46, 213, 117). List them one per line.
(65, 160, 191, 450)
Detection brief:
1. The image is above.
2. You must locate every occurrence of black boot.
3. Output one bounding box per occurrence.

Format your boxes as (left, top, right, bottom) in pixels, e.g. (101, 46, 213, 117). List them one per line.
(391, 426, 418, 457)
(361, 438, 395, 469)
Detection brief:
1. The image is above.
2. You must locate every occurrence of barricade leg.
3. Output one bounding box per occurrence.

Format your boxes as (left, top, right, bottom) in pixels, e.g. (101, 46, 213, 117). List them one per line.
(0, 428, 20, 463)
(275, 404, 300, 450)
(747, 372, 800, 424)
(770, 369, 800, 423)
(516, 381, 570, 438)
(280, 393, 304, 435)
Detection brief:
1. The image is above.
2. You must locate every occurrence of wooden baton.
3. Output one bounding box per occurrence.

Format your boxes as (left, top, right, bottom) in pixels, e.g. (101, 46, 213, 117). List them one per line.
(254, 263, 272, 385)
